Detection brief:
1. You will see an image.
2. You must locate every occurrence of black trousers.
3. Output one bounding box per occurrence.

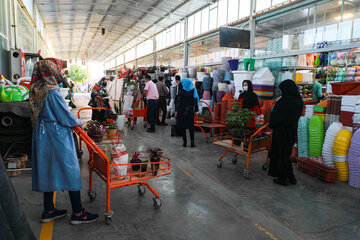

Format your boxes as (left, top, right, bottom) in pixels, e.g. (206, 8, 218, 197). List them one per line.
(180, 128, 194, 144)
(156, 96, 167, 124)
(44, 191, 82, 213)
(147, 99, 158, 130)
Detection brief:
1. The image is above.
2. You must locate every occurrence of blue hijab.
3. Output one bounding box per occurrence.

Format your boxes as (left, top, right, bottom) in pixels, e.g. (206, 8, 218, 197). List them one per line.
(181, 78, 199, 103)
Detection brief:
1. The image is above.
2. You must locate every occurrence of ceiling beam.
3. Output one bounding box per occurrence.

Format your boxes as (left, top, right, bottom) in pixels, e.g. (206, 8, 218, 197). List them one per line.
(90, 0, 165, 59)
(74, 0, 97, 60)
(100, 0, 193, 62)
(77, 0, 116, 60)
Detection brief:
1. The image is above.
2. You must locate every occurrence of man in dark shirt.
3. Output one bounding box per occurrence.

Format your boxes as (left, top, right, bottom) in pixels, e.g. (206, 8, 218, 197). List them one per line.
(156, 76, 169, 125)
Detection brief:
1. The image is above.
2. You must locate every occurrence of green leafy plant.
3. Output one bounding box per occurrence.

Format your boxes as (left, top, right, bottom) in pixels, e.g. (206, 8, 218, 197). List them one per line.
(105, 119, 117, 129)
(225, 104, 256, 138)
(84, 120, 102, 138)
(68, 63, 88, 83)
(147, 148, 163, 176)
(131, 152, 142, 171)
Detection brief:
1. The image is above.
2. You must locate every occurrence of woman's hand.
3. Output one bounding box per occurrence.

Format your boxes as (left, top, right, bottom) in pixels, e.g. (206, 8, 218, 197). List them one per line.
(175, 111, 178, 118)
(276, 96, 282, 101)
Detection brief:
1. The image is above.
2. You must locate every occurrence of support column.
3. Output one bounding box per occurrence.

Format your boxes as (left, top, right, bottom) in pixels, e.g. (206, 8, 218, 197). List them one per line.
(249, 0, 256, 58)
(183, 18, 188, 70)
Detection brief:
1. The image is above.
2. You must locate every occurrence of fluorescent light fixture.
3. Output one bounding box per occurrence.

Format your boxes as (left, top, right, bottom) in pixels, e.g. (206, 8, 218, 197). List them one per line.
(336, 13, 353, 20)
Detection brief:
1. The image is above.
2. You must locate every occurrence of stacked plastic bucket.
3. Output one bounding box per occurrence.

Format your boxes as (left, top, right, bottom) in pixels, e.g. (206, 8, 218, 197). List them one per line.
(297, 117, 310, 158)
(348, 129, 360, 188)
(333, 129, 353, 181)
(322, 122, 343, 167)
(309, 115, 325, 158)
(314, 105, 326, 121)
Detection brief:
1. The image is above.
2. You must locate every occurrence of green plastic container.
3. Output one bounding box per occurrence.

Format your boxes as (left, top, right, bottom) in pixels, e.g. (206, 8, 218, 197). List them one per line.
(244, 58, 255, 71)
(5, 86, 23, 102)
(313, 105, 326, 113)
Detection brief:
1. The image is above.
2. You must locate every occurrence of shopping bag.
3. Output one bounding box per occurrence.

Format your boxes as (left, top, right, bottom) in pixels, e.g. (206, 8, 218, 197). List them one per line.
(110, 144, 128, 178)
(123, 95, 134, 113)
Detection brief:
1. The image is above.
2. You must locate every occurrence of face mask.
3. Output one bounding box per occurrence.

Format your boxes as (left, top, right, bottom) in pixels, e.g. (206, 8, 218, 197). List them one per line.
(243, 86, 248, 91)
(103, 83, 107, 87)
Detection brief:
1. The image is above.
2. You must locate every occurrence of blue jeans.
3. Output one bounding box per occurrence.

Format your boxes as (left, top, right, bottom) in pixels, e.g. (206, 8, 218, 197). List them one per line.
(147, 99, 158, 130)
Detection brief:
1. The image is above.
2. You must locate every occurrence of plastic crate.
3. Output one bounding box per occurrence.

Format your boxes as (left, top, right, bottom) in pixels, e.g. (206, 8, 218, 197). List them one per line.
(330, 81, 360, 95)
(297, 158, 337, 183)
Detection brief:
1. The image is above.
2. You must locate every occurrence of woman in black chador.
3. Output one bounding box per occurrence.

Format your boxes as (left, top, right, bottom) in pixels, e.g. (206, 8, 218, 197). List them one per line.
(268, 80, 303, 186)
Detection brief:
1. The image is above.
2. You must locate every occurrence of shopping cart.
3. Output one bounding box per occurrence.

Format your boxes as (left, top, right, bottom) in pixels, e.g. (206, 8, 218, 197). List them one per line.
(125, 97, 147, 130)
(213, 123, 272, 179)
(77, 107, 123, 153)
(73, 126, 172, 224)
(194, 100, 227, 143)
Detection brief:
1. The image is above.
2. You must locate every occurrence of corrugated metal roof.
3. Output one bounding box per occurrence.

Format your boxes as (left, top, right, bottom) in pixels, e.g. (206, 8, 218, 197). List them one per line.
(36, 0, 215, 61)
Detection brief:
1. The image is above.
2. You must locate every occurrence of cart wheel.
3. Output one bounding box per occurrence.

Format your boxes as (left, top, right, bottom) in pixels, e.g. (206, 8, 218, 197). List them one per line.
(88, 191, 97, 202)
(232, 156, 238, 164)
(143, 123, 147, 128)
(262, 162, 269, 171)
(130, 125, 134, 130)
(243, 169, 251, 180)
(153, 198, 162, 209)
(104, 215, 112, 225)
(216, 160, 223, 168)
(138, 185, 146, 196)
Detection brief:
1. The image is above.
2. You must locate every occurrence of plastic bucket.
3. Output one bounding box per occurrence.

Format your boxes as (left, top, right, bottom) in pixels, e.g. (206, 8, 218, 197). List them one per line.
(228, 59, 239, 71)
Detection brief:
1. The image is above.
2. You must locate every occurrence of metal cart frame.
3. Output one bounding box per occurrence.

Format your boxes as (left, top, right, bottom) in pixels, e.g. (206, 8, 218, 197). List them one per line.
(213, 123, 272, 179)
(73, 126, 172, 224)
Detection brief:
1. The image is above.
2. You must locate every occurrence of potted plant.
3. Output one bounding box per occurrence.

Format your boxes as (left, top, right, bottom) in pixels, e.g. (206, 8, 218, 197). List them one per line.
(225, 104, 255, 146)
(105, 118, 117, 139)
(147, 148, 163, 176)
(130, 152, 141, 171)
(114, 101, 126, 132)
(84, 120, 102, 140)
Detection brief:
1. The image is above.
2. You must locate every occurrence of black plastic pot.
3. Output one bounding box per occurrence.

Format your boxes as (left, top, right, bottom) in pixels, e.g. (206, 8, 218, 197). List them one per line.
(151, 157, 160, 176)
(131, 159, 141, 171)
(141, 160, 148, 172)
(231, 132, 243, 146)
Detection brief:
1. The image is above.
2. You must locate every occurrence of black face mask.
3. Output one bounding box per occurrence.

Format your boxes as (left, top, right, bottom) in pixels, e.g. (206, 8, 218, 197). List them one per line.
(103, 83, 107, 87)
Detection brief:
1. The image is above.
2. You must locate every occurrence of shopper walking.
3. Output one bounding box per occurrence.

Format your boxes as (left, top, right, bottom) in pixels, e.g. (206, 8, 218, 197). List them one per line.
(29, 59, 98, 224)
(144, 74, 159, 132)
(156, 76, 169, 125)
(176, 78, 199, 147)
(89, 77, 109, 123)
(268, 80, 303, 186)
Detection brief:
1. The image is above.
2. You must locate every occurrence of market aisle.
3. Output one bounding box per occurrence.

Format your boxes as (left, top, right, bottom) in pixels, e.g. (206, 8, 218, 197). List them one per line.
(11, 93, 360, 240)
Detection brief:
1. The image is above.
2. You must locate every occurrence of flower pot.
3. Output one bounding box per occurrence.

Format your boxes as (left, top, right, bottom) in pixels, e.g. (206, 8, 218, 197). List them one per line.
(116, 115, 126, 131)
(141, 160, 148, 173)
(231, 132, 243, 146)
(131, 159, 141, 171)
(151, 157, 160, 176)
(106, 128, 117, 139)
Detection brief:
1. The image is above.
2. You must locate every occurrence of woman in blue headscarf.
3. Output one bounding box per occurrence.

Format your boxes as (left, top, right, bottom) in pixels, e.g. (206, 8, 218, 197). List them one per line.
(175, 78, 199, 147)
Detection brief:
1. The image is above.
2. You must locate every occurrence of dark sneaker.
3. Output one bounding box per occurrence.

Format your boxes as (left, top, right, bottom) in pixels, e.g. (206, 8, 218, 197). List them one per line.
(71, 208, 99, 225)
(41, 209, 68, 223)
(147, 128, 155, 133)
(161, 122, 168, 126)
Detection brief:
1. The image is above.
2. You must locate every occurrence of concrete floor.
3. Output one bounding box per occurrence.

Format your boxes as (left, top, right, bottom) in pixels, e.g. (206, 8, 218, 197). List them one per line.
(10, 93, 360, 240)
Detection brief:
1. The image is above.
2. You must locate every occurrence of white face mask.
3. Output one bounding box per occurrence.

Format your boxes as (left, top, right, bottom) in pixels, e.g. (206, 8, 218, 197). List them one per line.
(243, 86, 248, 91)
